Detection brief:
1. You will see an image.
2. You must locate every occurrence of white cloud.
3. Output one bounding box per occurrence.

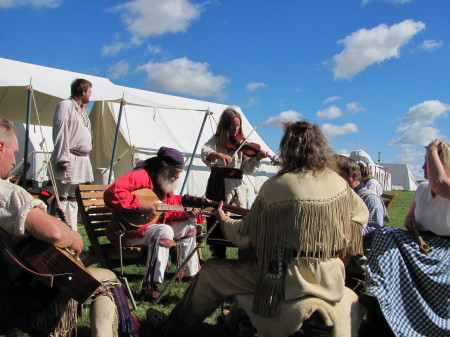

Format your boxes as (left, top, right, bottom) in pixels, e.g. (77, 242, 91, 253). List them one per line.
(246, 97, 260, 108)
(317, 105, 344, 119)
(321, 123, 358, 139)
(409, 164, 425, 181)
(332, 19, 425, 80)
(246, 82, 267, 92)
(137, 57, 229, 99)
(390, 125, 442, 147)
(106, 60, 130, 80)
(0, 0, 62, 8)
(264, 110, 302, 128)
(397, 147, 424, 163)
(346, 102, 366, 113)
(102, 41, 129, 57)
(115, 0, 201, 42)
(398, 100, 450, 130)
(147, 44, 162, 54)
(390, 100, 449, 147)
(323, 96, 341, 104)
(420, 39, 443, 52)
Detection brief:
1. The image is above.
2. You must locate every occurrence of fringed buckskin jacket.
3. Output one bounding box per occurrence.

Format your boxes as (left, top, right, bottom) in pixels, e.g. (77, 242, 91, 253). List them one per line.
(220, 169, 369, 317)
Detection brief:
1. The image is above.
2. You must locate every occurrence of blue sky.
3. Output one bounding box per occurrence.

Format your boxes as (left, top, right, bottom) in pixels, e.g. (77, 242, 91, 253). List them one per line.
(1, 0, 449, 179)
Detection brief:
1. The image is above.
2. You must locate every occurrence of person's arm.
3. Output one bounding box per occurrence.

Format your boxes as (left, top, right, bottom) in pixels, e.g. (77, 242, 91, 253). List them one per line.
(104, 170, 158, 222)
(362, 195, 386, 236)
(25, 207, 83, 258)
(215, 201, 252, 249)
(426, 139, 450, 199)
(403, 200, 417, 231)
(52, 101, 71, 169)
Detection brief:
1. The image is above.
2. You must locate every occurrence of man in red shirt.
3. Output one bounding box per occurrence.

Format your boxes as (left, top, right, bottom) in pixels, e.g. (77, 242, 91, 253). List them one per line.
(104, 147, 202, 300)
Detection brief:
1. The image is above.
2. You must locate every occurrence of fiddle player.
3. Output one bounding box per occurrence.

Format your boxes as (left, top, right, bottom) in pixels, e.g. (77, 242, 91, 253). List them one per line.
(147, 120, 368, 337)
(201, 106, 268, 258)
(0, 116, 120, 336)
(104, 147, 202, 301)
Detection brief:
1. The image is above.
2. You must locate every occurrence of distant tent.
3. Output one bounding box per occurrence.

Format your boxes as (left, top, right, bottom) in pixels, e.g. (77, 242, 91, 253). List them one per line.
(380, 163, 418, 191)
(348, 150, 392, 192)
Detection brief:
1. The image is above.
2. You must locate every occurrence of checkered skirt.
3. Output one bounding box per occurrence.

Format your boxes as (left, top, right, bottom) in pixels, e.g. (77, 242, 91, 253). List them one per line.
(366, 226, 450, 337)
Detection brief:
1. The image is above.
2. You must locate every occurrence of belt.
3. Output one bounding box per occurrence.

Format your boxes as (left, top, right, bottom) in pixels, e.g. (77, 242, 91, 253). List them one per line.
(70, 149, 90, 156)
(210, 167, 243, 179)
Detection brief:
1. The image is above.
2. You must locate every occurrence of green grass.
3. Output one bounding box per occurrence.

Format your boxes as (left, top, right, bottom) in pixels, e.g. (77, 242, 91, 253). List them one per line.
(77, 191, 415, 336)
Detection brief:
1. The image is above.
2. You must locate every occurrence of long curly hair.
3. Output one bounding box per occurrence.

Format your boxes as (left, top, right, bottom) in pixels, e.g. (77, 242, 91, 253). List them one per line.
(278, 120, 336, 175)
(215, 108, 244, 146)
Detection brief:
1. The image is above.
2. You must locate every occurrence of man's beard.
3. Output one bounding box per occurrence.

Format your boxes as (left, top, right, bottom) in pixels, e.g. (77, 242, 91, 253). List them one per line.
(156, 167, 178, 194)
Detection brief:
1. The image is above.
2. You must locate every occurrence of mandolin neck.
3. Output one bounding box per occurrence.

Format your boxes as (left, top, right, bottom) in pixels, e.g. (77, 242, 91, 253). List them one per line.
(155, 204, 189, 212)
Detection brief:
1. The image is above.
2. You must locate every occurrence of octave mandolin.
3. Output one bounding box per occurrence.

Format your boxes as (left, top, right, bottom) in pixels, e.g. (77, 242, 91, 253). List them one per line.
(120, 188, 249, 228)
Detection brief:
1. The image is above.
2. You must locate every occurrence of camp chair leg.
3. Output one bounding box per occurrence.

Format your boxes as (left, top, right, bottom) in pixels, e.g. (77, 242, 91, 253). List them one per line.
(118, 230, 137, 310)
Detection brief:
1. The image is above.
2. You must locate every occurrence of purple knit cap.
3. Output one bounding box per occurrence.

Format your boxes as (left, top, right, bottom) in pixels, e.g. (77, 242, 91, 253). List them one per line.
(157, 146, 185, 169)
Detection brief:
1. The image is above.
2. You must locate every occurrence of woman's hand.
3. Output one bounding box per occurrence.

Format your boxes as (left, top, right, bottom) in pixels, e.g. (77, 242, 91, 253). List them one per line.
(207, 152, 232, 166)
(256, 149, 269, 161)
(404, 215, 417, 232)
(426, 139, 442, 155)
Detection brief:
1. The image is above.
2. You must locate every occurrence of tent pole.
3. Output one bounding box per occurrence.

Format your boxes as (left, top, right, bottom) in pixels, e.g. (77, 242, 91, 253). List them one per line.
(108, 98, 125, 184)
(22, 84, 33, 188)
(180, 109, 213, 194)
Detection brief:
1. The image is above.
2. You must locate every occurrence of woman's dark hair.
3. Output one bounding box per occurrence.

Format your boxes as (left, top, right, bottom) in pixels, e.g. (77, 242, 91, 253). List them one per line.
(278, 120, 335, 174)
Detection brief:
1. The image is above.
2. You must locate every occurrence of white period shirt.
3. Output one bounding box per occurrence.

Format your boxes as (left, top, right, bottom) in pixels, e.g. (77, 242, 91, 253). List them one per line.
(414, 181, 450, 236)
(51, 99, 93, 184)
(0, 178, 47, 239)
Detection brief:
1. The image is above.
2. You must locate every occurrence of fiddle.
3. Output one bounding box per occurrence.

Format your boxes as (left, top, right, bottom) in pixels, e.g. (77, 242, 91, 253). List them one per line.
(225, 135, 280, 165)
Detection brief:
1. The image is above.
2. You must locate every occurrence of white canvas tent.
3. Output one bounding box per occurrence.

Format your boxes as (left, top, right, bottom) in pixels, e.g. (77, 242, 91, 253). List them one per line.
(0, 57, 156, 126)
(380, 163, 418, 191)
(89, 86, 279, 201)
(14, 123, 53, 186)
(0, 57, 170, 188)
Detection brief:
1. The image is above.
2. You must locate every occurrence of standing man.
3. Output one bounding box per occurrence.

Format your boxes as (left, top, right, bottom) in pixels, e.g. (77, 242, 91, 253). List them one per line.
(51, 78, 94, 230)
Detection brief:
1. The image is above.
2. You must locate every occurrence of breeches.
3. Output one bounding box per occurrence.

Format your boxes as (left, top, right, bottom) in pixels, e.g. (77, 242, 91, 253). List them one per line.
(56, 181, 78, 231)
(126, 220, 199, 283)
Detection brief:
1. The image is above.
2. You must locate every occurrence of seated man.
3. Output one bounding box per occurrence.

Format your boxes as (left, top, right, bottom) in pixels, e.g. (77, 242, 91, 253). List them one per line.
(335, 155, 387, 293)
(335, 155, 387, 250)
(147, 121, 368, 337)
(0, 116, 121, 337)
(104, 147, 202, 300)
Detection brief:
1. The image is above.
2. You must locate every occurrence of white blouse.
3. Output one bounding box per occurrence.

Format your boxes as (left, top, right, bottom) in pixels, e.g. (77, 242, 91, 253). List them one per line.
(414, 181, 450, 236)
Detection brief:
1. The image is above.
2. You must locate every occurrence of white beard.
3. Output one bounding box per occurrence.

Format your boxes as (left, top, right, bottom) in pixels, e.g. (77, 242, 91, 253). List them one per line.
(157, 168, 178, 194)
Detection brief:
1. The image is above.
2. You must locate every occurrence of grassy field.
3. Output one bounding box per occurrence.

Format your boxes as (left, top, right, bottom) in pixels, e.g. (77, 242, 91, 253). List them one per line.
(77, 190, 415, 336)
